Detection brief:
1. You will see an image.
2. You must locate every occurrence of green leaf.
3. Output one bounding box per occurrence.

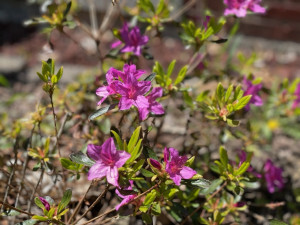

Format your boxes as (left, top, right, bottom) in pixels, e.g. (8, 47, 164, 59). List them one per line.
(196, 90, 210, 102)
(47, 207, 56, 218)
(225, 84, 233, 103)
(57, 189, 72, 213)
(234, 95, 252, 110)
(42, 61, 51, 76)
(88, 104, 117, 121)
(167, 60, 176, 78)
(185, 156, 195, 167)
(174, 65, 188, 85)
(269, 219, 289, 225)
(144, 189, 157, 205)
(132, 159, 145, 173)
(235, 162, 250, 176)
(32, 216, 48, 221)
(70, 152, 95, 167)
(2, 209, 20, 216)
(51, 75, 58, 84)
(34, 197, 45, 209)
(56, 66, 63, 81)
(58, 208, 69, 216)
(111, 130, 123, 150)
(190, 178, 211, 189)
(47, 58, 55, 75)
(140, 168, 155, 177)
(165, 188, 179, 198)
(127, 139, 143, 163)
(144, 73, 156, 82)
(200, 178, 223, 195)
(143, 146, 159, 160)
(141, 212, 152, 224)
(128, 126, 141, 153)
(227, 119, 240, 127)
(36, 72, 48, 82)
(219, 146, 228, 167)
(60, 158, 82, 171)
(216, 83, 224, 102)
(152, 202, 161, 215)
(63, 1, 72, 17)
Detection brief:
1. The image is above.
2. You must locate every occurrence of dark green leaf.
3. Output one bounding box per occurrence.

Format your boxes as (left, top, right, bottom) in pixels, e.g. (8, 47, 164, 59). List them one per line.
(227, 119, 240, 127)
(190, 178, 211, 189)
(88, 104, 117, 121)
(219, 146, 228, 167)
(269, 219, 288, 225)
(15, 219, 37, 225)
(141, 213, 152, 224)
(144, 73, 156, 82)
(200, 178, 223, 195)
(144, 189, 157, 205)
(57, 189, 72, 213)
(70, 152, 95, 167)
(140, 168, 155, 177)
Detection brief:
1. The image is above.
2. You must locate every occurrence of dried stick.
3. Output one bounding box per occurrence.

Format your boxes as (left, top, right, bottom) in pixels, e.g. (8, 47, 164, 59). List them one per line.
(71, 184, 110, 225)
(80, 181, 161, 225)
(0, 200, 34, 217)
(15, 124, 36, 208)
(163, 0, 196, 22)
(1, 136, 19, 212)
(67, 181, 94, 224)
(28, 165, 45, 213)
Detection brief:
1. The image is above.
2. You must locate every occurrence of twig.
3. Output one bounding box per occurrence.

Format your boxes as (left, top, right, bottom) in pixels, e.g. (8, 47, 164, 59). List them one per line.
(0, 200, 34, 216)
(163, 0, 196, 23)
(15, 124, 36, 209)
(28, 165, 45, 213)
(49, 94, 61, 157)
(1, 136, 19, 212)
(80, 181, 161, 225)
(180, 181, 227, 225)
(71, 184, 110, 225)
(67, 181, 94, 224)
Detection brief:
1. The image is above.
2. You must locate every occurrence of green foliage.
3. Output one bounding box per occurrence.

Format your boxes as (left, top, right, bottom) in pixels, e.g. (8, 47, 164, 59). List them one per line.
(197, 83, 252, 127)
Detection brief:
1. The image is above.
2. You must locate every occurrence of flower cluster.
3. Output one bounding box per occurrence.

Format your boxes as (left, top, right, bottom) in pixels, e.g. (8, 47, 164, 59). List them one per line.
(96, 64, 164, 121)
(223, 0, 266, 18)
(150, 148, 197, 185)
(243, 76, 263, 111)
(87, 138, 131, 187)
(111, 23, 149, 56)
(263, 159, 284, 193)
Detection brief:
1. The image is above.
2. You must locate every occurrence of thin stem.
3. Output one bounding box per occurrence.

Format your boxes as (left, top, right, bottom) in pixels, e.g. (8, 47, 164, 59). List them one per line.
(15, 124, 36, 208)
(71, 184, 110, 225)
(180, 181, 227, 225)
(0, 200, 34, 216)
(49, 94, 61, 157)
(1, 136, 19, 212)
(80, 181, 161, 225)
(28, 165, 45, 213)
(68, 181, 94, 224)
(163, 0, 196, 23)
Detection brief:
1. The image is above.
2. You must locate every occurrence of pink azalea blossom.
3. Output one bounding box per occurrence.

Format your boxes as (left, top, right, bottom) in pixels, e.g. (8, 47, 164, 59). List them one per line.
(292, 83, 300, 109)
(111, 23, 149, 56)
(115, 180, 137, 211)
(87, 138, 131, 187)
(243, 76, 263, 111)
(138, 87, 165, 121)
(224, 0, 266, 18)
(263, 159, 284, 193)
(164, 148, 197, 186)
(114, 72, 151, 112)
(96, 64, 145, 105)
(39, 197, 50, 211)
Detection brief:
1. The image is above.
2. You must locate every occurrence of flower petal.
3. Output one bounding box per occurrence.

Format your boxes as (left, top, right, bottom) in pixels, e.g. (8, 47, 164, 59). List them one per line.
(180, 166, 197, 179)
(119, 97, 134, 110)
(115, 150, 131, 168)
(88, 163, 109, 180)
(170, 174, 182, 186)
(106, 166, 119, 187)
(87, 144, 102, 161)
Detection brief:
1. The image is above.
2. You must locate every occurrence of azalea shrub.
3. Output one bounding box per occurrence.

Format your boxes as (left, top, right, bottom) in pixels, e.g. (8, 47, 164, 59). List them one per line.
(1, 0, 300, 225)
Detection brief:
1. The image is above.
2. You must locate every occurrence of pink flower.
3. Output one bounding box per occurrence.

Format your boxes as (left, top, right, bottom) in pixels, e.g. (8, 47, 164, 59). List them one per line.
(39, 197, 50, 211)
(111, 23, 149, 56)
(138, 87, 165, 121)
(164, 148, 197, 186)
(96, 64, 145, 105)
(243, 76, 263, 111)
(292, 83, 300, 109)
(224, 0, 266, 18)
(263, 159, 284, 193)
(87, 138, 131, 187)
(114, 72, 151, 112)
(115, 180, 137, 211)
